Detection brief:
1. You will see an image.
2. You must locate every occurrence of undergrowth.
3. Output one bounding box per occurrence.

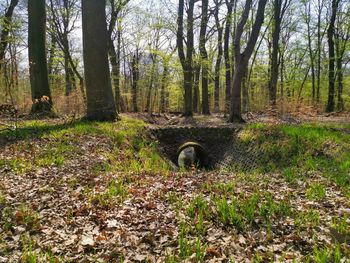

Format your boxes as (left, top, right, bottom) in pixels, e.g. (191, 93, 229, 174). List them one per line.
(0, 117, 170, 175)
(229, 124, 350, 190)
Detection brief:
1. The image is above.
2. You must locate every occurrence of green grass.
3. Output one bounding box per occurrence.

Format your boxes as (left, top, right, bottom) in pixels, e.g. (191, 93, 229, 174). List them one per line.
(331, 215, 349, 235)
(232, 124, 350, 190)
(305, 244, 343, 263)
(177, 222, 207, 261)
(21, 236, 65, 263)
(306, 183, 326, 200)
(89, 179, 129, 207)
(1, 117, 170, 175)
(295, 209, 320, 229)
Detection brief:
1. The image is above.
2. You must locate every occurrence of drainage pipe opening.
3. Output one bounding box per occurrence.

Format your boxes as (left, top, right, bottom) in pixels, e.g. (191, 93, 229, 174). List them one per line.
(177, 142, 208, 169)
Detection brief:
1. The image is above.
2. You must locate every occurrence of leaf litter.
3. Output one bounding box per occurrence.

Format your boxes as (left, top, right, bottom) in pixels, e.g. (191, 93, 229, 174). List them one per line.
(0, 121, 349, 262)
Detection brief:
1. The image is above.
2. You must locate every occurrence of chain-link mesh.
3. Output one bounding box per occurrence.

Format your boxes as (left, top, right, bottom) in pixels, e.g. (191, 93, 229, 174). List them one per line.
(216, 139, 262, 172)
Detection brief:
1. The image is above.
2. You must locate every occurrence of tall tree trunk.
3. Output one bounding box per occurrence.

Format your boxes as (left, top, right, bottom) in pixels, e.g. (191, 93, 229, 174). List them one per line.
(160, 60, 169, 113)
(146, 55, 157, 113)
(268, 0, 282, 106)
(47, 36, 56, 77)
(316, 0, 323, 103)
(229, 0, 268, 122)
(131, 52, 139, 112)
(109, 34, 125, 112)
(224, 0, 234, 114)
(305, 1, 316, 103)
(326, 0, 339, 113)
(0, 0, 19, 70)
(214, 0, 223, 112)
(242, 69, 249, 112)
(107, 0, 130, 113)
(335, 31, 347, 112)
(336, 53, 344, 111)
(193, 62, 200, 113)
(63, 36, 75, 96)
(177, 0, 195, 116)
(82, 0, 117, 121)
(28, 0, 53, 113)
(199, 0, 210, 115)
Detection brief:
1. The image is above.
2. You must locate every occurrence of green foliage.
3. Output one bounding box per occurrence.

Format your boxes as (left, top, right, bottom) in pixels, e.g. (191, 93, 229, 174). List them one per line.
(239, 193, 259, 224)
(0, 192, 5, 205)
(306, 183, 326, 200)
(1, 117, 170, 175)
(213, 190, 292, 231)
(214, 196, 244, 230)
(295, 209, 320, 229)
(21, 236, 64, 263)
(89, 179, 128, 207)
(259, 192, 291, 221)
(18, 205, 40, 232)
(177, 222, 207, 262)
(305, 245, 343, 263)
(230, 124, 350, 190)
(283, 168, 297, 184)
(0, 158, 32, 174)
(1, 206, 14, 231)
(332, 215, 349, 235)
(186, 194, 209, 219)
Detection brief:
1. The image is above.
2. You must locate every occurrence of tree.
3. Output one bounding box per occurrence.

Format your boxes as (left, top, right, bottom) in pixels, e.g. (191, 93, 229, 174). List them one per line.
(326, 0, 340, 113)
(28, 0, 53, 113)
(303, 0, 316, 102)
(214, 0, 224, 112)
(160, 56, 170, 113)
(199, 0, 210, 115)
(131, 51, 140, 112)
(82, 0, 117, 121)
(177, 0, 197, 116)
(0, 0, 19, 70)
(229, 0, 268, 122)
(268, 0, 290, 106)
(107, 0, 130, 113)
(48, 0, 83, 97)
(316, 0, 324, 103)
(334, 2, 350, 111)
(224, 0, 234, 113)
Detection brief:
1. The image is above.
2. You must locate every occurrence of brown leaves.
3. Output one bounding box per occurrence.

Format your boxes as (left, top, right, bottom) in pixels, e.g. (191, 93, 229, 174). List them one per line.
(1, 120, 350, 262)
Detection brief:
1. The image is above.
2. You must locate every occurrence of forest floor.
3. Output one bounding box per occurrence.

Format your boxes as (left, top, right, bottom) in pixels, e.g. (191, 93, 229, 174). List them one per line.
(0, 115, 349, 262)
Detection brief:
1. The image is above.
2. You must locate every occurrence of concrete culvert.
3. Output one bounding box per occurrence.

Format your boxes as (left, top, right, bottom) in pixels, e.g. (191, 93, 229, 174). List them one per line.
(177, 142, 208, 169)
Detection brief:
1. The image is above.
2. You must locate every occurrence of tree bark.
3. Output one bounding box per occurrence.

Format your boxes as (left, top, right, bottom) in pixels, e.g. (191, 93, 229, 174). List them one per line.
(199, 0, 210, 115)
(193, 61, 200, 113)
(268, 0, 282, 106)
(160, 60, 169, 113)
(302, 0, 316, 103)
(82, 0, 117, 121)
(224, 0, 234, 114)
(214, 0, 224, 112)
(145, 54, 157, 113)
(28, 0, 53, 113)
(177, 0, 196, 116)
(131, 52, 139, 112)
(107, 0, 130, 113)
(326, 0, 339, 113)
(109, 35, 125, 112)
(228, 0, 268, 122)
(316, 0, 323, 103)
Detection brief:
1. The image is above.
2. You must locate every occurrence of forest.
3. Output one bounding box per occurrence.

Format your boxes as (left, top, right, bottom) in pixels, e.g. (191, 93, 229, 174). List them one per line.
(0, 0, 348, 119)
(0, 0, 350, 262)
